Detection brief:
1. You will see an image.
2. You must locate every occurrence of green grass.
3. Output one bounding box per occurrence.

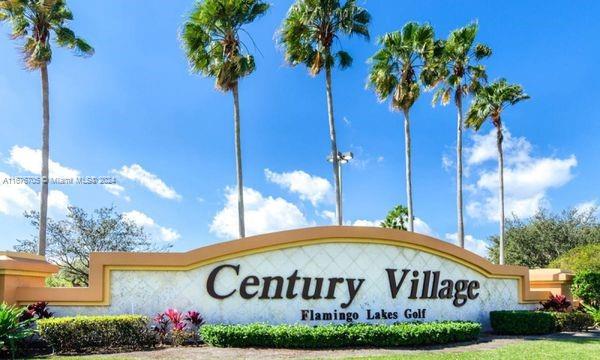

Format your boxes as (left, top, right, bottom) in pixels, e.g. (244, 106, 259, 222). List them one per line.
(351, 338, 600, 360)
(35, 338, 600, 360)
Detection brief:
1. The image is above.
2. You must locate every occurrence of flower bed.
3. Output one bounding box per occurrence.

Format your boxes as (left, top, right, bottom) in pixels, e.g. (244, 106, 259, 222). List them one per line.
(200, 321, 481, 348)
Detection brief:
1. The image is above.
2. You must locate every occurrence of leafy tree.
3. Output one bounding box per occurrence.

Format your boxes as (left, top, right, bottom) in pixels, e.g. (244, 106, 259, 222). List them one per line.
(431, 23, 491, 248)
(367, 22, 436, 232)
(181, 0, 269, 238)
(466, 79, 529, 265)
(550, 244, 600, 273)
(0, 0, 94, 256)
(14, 206, 167, 286)
(380, 205, 409, 230)
(487, 208, 600, 267)
(280, 0, 370, 225)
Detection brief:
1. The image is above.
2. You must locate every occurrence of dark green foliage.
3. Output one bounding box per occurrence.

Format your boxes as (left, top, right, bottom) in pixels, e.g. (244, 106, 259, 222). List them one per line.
(490, 311, 556, 335)
(551, 312, 595, 331)
(200, 322, 481, 348)
(279, 0, 371, 75)
(380, 205, 409, 230)
(487, 208, 600, 267)
(37, 315, 156, 354)
(550, 244, 600, 273)
(181, 0, 269, 91)
(0, 303, 34, 359)
(367, 22, 436, 112)
(15, 206, 166, 286)
(0, 0, 93, 70)
(572, 271, 600, 307)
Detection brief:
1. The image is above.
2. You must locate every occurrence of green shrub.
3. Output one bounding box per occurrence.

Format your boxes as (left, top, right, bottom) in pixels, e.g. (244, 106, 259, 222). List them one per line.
(0, 303, 34, 359)
(200, 322, 481, 348)
(582, 304, 600, 326)
(572, 271, 600, 307)
(551, 312, 594, 331)
(490, 311, 556, 335)
(37, 315, 156, 354)
(550, 244, 600, 273)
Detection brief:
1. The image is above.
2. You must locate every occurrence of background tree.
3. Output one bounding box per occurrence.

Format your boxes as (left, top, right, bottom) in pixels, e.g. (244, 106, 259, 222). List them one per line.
(550, 244, 600, 273)
(367, 22, 436, 232)
(431, 23, 490, 248)
(487, 207, 599, 267)
(15, 206, 167, 286)
(181, 0, 269, 239)
(280, 0, 370, 225)
(466, 78, 529, 265)
(380, 204, 409, 230)
(0, 0, 93, 257)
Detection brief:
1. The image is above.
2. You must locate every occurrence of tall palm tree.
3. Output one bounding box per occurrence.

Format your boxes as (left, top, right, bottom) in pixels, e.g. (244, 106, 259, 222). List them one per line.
(280, 0, 370, 226)
(0, 0, 93, 256)
(466, 79, 529, 264)
(181, 0, 269, 239)
(367, 22, 436, 232)
(432, 22, 491, 248)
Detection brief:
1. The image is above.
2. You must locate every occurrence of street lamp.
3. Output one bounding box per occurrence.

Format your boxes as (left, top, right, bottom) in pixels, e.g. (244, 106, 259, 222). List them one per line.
(327, 151, 353, 224)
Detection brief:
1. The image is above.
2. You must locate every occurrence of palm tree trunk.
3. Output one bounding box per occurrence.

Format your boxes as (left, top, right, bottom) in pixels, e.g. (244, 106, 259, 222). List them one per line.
(403, 109, 414, 232)
(232, 83, 245, 238)
(325, 66, 342, 226)
(38, 64, 50, 257)
(496, 121, 505, 265)
(456, 96, 465, 248)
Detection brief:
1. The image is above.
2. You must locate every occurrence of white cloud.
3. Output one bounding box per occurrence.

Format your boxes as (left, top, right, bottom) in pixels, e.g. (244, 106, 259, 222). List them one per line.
(265, 169, 333, 206)
(320, 210, 337, 225)
(115, 164, 181, 200)
(210, 187, 310, 239)
(414, 217, 436, 237)
(575, 200, 598, 216)
(123, 210, 180, 242)
(445, 232, 489, 258)
(352, 219, 382, 227)
(103, 183, 131, 202)
(442, 154, 453, 171)
(0, 172, 69, 216)
(465, 129, 577, 221)
(7, 145, 80, 178)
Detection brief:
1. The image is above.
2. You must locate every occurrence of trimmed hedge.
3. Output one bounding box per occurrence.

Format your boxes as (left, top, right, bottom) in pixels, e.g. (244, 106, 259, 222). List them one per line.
(490, 311, 556, 335)
(200, 322, 481, 348)
(37, 315, 156, 353)
(552, 312, 595, 331)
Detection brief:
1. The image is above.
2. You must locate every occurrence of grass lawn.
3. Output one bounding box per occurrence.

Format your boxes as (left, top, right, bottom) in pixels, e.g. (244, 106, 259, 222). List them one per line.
(40, 338, 600, 360)
(354, 338, 600, 360)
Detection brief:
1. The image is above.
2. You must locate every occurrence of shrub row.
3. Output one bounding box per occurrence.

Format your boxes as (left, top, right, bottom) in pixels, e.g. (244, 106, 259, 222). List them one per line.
(37, 315, 156, 353)
(200, 321, 481, 348)
(490, 310, 594, 335)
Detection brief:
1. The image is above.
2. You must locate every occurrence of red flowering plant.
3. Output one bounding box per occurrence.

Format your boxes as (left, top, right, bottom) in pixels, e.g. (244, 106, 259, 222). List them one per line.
(19, 301, 53, 323)
(540, 294, 572, 312)
(152, 308, 204, 346)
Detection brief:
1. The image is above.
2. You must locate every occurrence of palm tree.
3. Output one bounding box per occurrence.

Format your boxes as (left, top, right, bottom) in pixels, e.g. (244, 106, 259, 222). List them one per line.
(431, 22, 491, 248)
(181, 0, 269, 239)
(280, 0, 370, 226)
(0, 0, 94, 256)
(367, 22, 436, 232)
(466, 79, 529, 265)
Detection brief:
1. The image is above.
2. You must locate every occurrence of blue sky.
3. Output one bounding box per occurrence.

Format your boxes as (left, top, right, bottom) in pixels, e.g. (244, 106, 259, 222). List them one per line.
(0, 1, 598, 256)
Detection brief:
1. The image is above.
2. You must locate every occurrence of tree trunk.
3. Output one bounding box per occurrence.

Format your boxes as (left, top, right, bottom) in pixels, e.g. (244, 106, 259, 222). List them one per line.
(232, 83, 245, 238)
(38, 64, 50, 257)
(403, 109, 414, 232)
(496, 120, 505, 265)
(456, 96, 465, 248)
(325, 66, 342, 226)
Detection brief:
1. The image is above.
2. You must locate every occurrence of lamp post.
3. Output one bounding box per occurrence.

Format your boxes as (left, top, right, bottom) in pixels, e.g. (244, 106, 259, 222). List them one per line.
(327, 151, 353, 224)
